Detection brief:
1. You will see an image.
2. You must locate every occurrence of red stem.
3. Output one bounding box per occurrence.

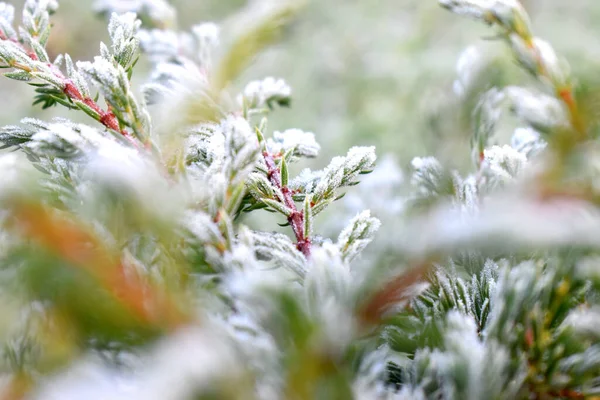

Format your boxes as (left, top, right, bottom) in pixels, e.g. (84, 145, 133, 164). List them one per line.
(0, 30, 132, 140)
(263, 151, 311, 258)
(62, 80, 123, 133)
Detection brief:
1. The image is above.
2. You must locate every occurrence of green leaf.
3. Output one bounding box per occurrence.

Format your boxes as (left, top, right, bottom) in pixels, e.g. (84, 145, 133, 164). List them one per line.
(303, 194, 313, 239)
(255, 125, 266, 149)
(126, 55, 140, 80)
(281, 155, 289, 187)
(74, 99, 101, 121)
(225, 182, 246, 216)
(242, 201, 268, 213)
(4, 70, 31, 81)
(262, 198, 293, 217)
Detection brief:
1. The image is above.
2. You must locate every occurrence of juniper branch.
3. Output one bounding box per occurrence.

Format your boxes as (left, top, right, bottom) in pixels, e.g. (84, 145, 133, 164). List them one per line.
(262, 150, 311, 258)
(1, 37, 138, 140)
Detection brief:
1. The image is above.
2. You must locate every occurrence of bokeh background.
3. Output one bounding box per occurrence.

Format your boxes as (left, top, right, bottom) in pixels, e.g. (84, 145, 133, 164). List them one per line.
(3, 0, 600, 174)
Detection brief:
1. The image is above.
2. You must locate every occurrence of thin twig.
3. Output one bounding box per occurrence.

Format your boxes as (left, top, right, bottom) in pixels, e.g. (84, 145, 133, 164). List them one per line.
(0, 31, 135, 142)
(263, 151, 311, 258)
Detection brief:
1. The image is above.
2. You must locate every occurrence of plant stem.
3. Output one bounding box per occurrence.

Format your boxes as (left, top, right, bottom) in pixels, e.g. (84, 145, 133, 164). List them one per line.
(0, 33, 134, 141)
(263, 151, 311, 258)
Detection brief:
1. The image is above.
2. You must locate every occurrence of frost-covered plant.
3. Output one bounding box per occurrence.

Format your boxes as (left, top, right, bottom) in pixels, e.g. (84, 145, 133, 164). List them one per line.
(0, 0, 600, 399)
(375, 1, 600, 399)
(0, 1, 385, 398)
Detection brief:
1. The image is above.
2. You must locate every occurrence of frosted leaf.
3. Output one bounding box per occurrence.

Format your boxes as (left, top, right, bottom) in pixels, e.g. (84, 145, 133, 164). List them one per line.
(266, 128, 320, 159)
(453, 45, 483, 97)
(222, 226, 262, 272)
(0, 119, 41, 149)
(289, 168, 323, 194)
(184, 211, 223, 244)
(507, 34, 535, 75)
(480, 261, 539, 345)
(471, 88, 505, 165)
(533, 38, 569, 87)
(220, 116, 260, 185)
(78, 56, 149, 137)
(445, 312, 512, 400)
(510, 35, 569, 87)
(0, 3, 16, 41)
(410, 156, 457, 199)
(0, 41, 36, 70)
(226, 262, 294, 301)
(239, 77, 291, 110)
(440, 0, 531, 34)
(23, 0, 58, 17)
(107, 12, 141, 68)
(337, 210, 381, 263)
(246, 172, 281, 202)
(304, 243, 356, 351)
(20, 117, 49, 131)
(211, 312, 279, 398)
(17, 118, 128, 160)
(563, 307, 600, 340)
(221, 116, 254, 156)
(559, 345, 600, 378)
(313, 156, 345, 199)
(439, 0, 493, 20)
(251, 231, 307, 277)
(77, 57, 123, 104)
(65, 54, 90, 98)
(18, 1, 56, 62)
(401, 310, 517, 400)
(406, 157, 468, 211)
(108, 12, 140, 50)
(29, 124, 83, 152)
(505, 86, 569, 133)
(312, 146, 377, 205)
(411, 156, 440, 177)
(224, 264, 298, 329)
(305, 243, 351, 300)
(343, 146, 377, 181)
(0, 2, 13, 20)
(457, 175, 479, 213)
(353, 345, 415, 399)
(185, 123, 225, 168)
(481, 144, 527, 184)
(191, 23, 219, 46)
(191, 22, 219, 66)
(510, 127, 546, 157)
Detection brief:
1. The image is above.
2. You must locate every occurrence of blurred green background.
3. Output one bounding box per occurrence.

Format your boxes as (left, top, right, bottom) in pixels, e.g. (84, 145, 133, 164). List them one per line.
(3, 0, 600, 169)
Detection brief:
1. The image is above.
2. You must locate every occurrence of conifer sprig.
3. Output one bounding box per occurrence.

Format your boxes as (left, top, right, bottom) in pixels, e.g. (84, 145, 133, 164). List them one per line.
(0, 4, 149, 146)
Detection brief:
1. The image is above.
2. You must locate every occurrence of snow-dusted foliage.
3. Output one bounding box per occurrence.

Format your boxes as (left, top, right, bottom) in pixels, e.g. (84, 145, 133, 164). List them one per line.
(0, 0, 599, 399)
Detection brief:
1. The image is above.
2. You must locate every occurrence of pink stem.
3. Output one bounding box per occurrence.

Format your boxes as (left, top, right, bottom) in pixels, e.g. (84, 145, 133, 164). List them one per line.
(263, 151, 311, 258)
